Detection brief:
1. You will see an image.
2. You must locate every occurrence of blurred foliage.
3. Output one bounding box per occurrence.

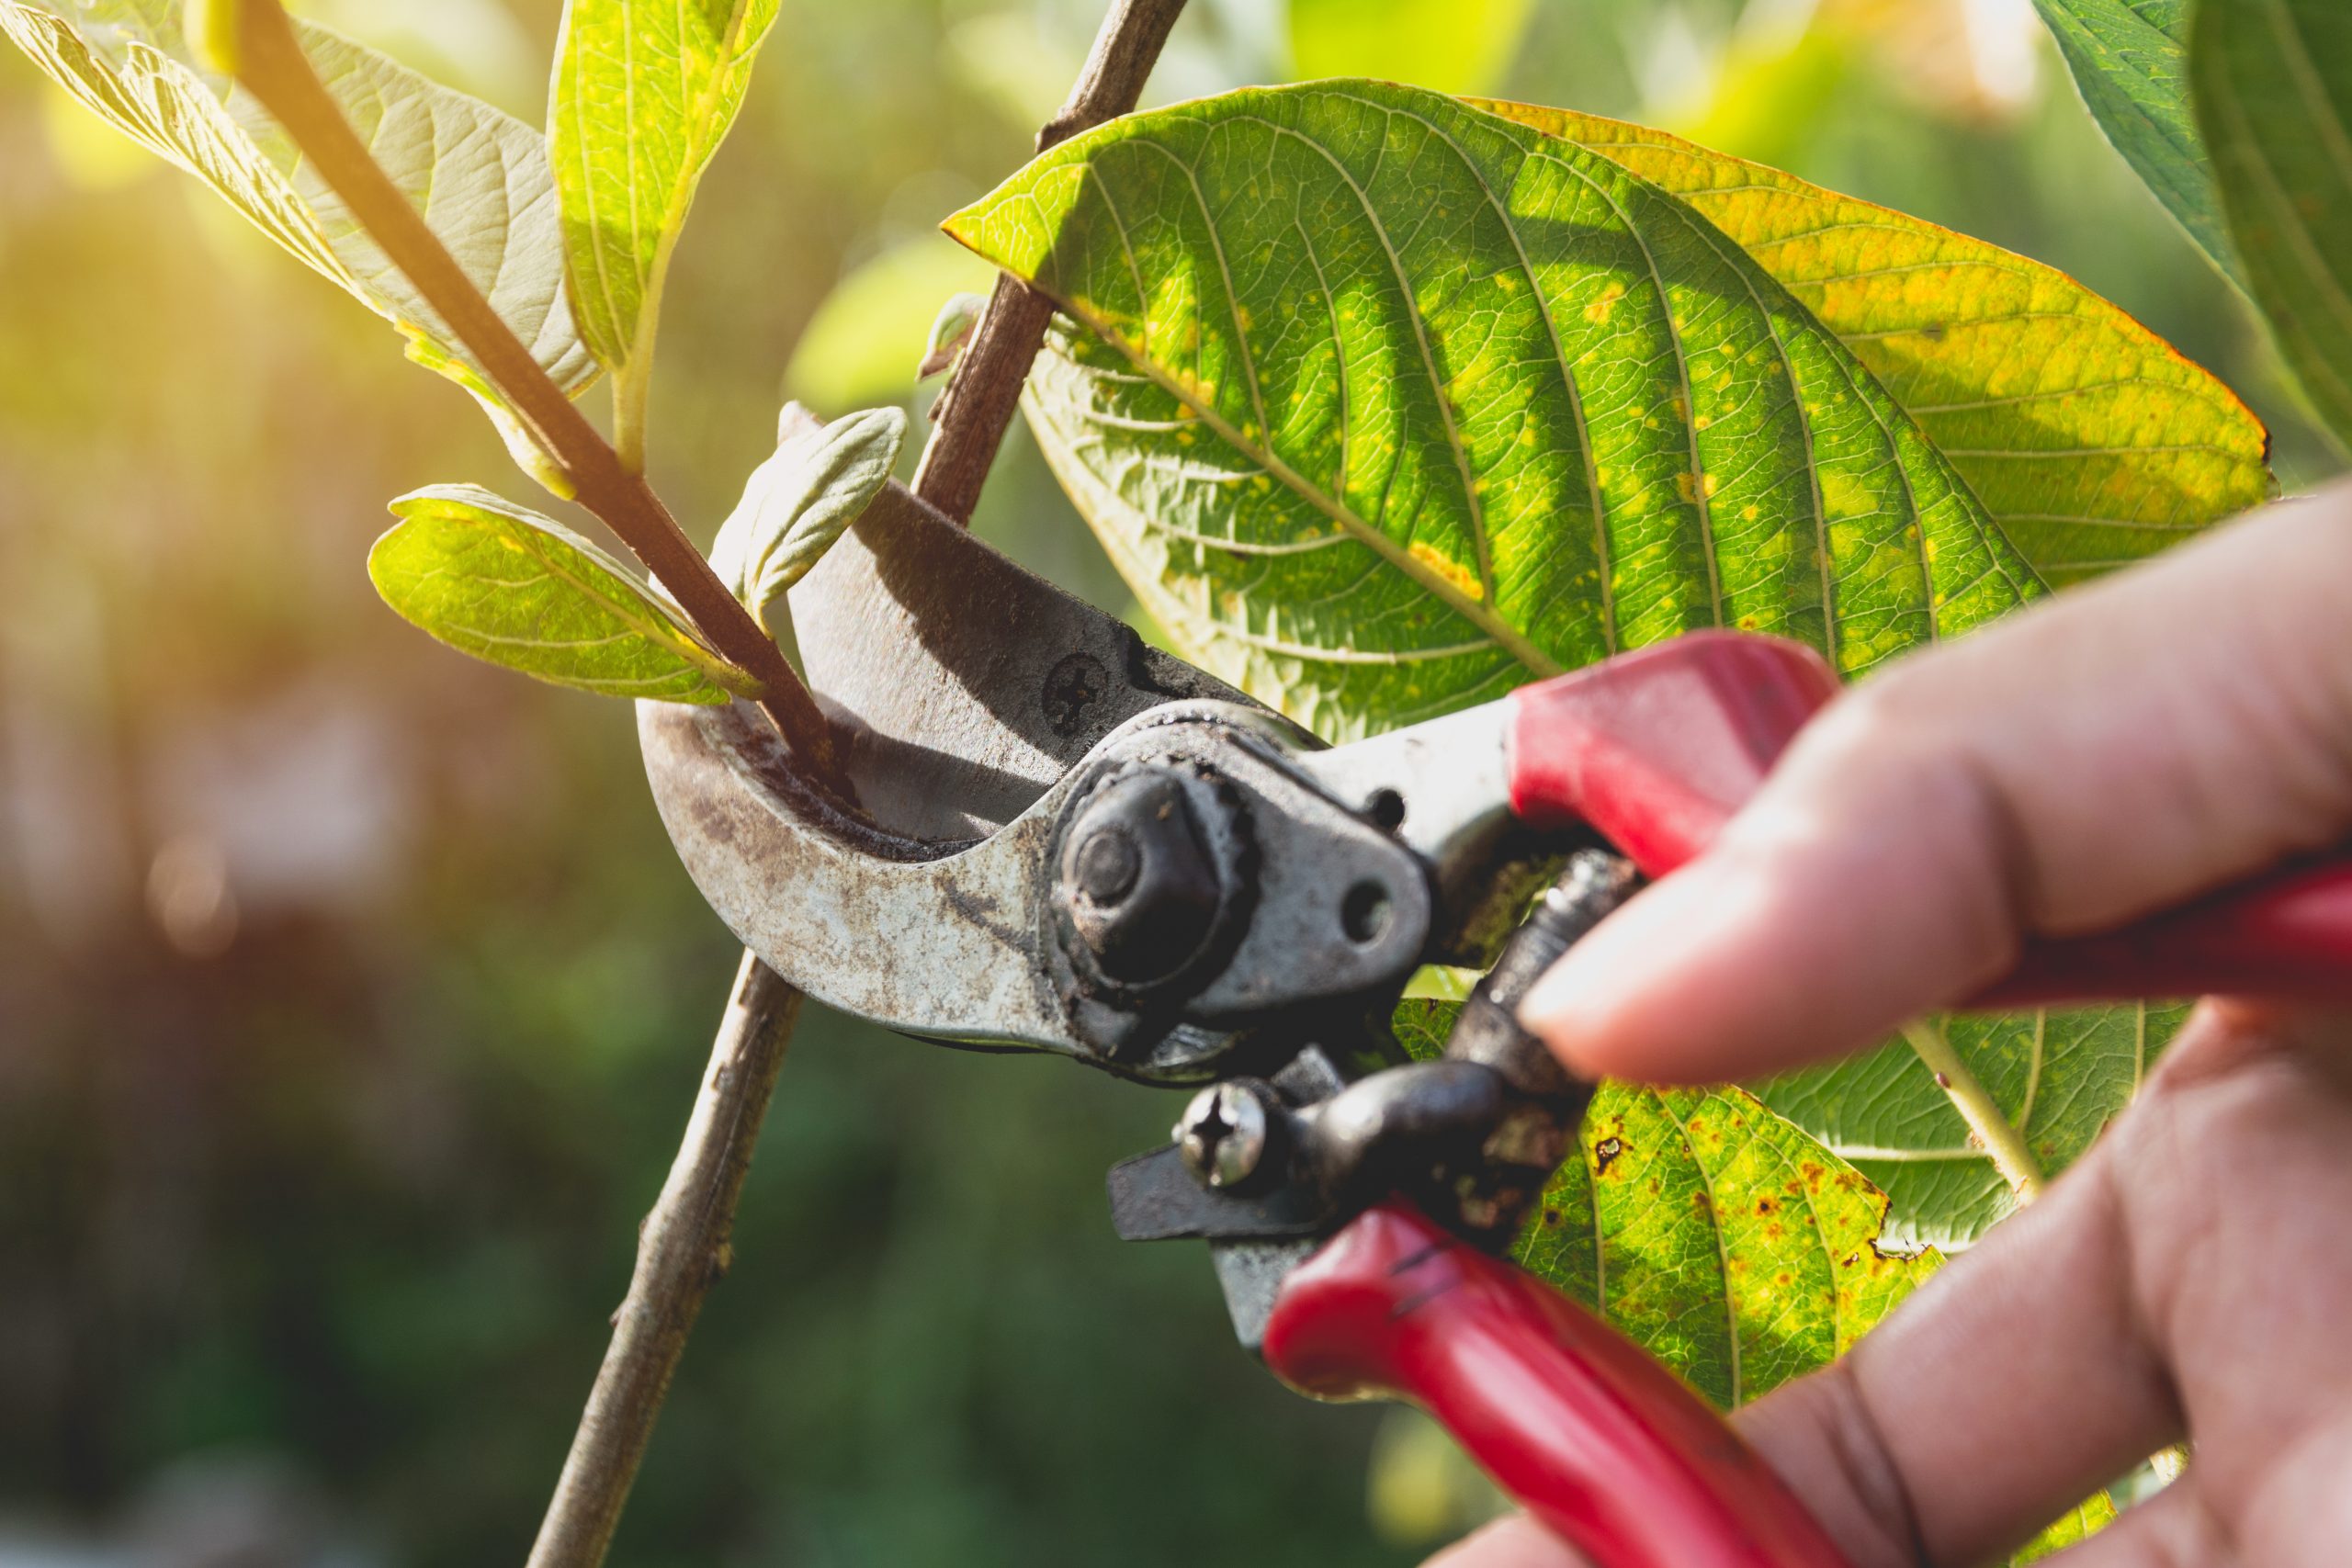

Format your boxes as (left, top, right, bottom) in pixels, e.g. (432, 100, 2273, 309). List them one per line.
(0, 1, 2339, 1565)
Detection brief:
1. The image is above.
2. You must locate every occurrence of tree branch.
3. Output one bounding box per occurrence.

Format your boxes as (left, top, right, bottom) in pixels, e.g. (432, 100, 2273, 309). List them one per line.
(226, 0, 846, 796)
(526, 953, 803, 1568)
(911, 0, 1189, 521)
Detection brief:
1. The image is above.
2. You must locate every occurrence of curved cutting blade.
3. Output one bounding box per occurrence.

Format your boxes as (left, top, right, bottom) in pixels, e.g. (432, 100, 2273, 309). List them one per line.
(639, 464, 1250, 1055)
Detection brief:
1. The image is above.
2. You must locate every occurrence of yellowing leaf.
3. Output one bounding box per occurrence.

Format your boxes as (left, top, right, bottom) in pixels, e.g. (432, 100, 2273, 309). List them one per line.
(550, 0, 783, 466)
(370, 485, 755, 704)
(0, 0, 596, 488)
(1394, 1001, 1936, 1408)
(1477, 100, 2272, 586)
(954, 82, 2043, 743)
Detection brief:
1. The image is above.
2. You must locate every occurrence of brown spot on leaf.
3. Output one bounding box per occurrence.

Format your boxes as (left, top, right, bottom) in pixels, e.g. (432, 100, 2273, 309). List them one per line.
(1594, 1135, 1624, 1175)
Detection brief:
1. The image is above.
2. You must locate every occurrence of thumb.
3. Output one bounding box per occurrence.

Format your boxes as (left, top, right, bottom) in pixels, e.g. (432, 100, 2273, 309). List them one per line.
(1520, 481, 2352, 1085)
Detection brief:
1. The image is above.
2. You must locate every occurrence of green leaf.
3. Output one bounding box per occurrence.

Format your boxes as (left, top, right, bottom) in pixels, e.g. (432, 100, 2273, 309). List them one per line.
(369, 484, 754, 703)
(2193, 0, 2352, 455)
(0, 0, 596, 490)
(1394, 1001, 1937, 1409)
(710, 406, 907, 636)
(964, 84, 2212, 1263)
(1288, 0, 1533, 98)
(1760, 1006, 2188, 1251)
(550, 0, 783, 465)
(949, 81, 2044, 741)
(2030, 0, 2240, 282)
(1476, 101, 2273, 587)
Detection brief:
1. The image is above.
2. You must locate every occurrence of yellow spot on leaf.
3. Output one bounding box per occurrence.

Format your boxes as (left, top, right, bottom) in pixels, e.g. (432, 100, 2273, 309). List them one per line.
(1584, 281, 1626, 325)
(1821, 471, 1871, 519)
(1408, 541, 1484, 602)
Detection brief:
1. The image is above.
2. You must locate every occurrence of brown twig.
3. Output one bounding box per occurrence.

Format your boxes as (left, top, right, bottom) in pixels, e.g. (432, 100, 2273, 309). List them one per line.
(526, 953, 802, 1568)
(911, 0, 1188, 521)
(209, 0, 1186, 1558)
(227, 0, 845, 795)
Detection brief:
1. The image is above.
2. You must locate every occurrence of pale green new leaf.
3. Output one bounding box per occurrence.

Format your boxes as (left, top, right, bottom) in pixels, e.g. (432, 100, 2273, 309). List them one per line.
(370, 485, 753, 703)
(1394, 1001, 1935, 1409)
(550, 0, 783, 457)
(920, 291, 990, 380)
(2030, 0, 2239, 282)
(0, 0, 596, 490)
(1761, 1005, 2188, 1250)
(950, 81, 2043, 741)
(711, 406, 907, 635)
(2193, 0, 2352, 454)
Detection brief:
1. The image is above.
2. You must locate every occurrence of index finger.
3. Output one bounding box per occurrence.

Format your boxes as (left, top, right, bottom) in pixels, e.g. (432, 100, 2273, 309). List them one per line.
(1518, 484, 2352, 1084)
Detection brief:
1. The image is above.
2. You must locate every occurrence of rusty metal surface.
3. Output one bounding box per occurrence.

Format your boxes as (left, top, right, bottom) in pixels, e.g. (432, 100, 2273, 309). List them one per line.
(785, 452, 1240, 843)
(638, 447, 1560, 1086)
(639, 466, 1269, 1064)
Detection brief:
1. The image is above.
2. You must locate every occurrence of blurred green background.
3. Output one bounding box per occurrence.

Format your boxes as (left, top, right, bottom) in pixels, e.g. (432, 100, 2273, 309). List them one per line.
(0, 1, 2336, 1564)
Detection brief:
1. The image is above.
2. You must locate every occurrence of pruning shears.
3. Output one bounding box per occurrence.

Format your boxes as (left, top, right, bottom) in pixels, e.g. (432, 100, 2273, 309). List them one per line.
(639, 463, 2352, 1568)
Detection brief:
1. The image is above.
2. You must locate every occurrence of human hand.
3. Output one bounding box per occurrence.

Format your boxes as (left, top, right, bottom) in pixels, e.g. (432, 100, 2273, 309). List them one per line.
(1442, 483, 2352, 1566)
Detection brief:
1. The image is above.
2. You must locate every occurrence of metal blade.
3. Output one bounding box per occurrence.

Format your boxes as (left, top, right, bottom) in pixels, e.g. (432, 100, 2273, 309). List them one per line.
(639, 469, 1248, 1056)
(788, 476, 1242, 842)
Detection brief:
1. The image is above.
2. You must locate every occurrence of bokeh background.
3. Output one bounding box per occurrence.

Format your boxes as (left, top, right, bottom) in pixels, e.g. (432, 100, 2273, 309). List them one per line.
(0, 1, 2338, 1564)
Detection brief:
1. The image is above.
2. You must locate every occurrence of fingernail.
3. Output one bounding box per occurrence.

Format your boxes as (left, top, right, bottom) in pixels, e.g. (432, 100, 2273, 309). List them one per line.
(1514, 861, 1752, 1077)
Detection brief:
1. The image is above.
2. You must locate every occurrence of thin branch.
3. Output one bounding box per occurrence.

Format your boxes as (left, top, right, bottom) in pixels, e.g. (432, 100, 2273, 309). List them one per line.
(526, 953, 803, 1568)
(226, 0, 846, 796)
(911, 0, 1189, 521)
(1901, 1019, 2047, 1203)
(515, 4, 1187, 1563)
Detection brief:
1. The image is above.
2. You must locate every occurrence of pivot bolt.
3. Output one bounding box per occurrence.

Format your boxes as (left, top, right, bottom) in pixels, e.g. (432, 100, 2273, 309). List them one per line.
(1057, 769, 1225, 985)
(1072, 827, 1142, 902)
(1176, 1081, 1272, 1190)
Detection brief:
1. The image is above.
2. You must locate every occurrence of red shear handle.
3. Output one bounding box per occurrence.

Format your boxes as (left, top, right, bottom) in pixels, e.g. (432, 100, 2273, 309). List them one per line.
(1262, 1202, 1853, 1568)
(1503, 630, 2352, 1006)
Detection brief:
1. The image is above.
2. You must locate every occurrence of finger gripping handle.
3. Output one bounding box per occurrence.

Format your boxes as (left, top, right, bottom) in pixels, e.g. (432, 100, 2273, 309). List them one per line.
(1506, 631, 1841, 875)
(1505, 631, 2352, 1005)
(1262, 1203, 1854, 1568)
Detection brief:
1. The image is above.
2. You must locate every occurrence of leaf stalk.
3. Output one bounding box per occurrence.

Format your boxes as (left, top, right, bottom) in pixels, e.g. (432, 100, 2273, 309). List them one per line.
(1902, 1019, 2047, 1204)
